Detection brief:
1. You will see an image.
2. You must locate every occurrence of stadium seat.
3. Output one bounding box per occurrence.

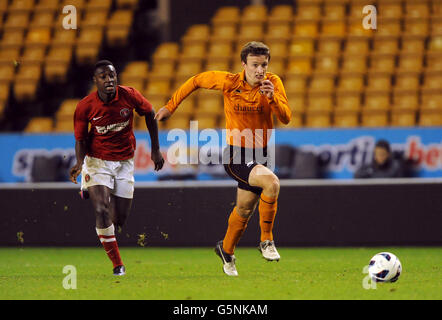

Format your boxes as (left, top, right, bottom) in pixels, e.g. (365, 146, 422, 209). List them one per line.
(397, 53, 423, 72)
(0, 48, 21, 65)
(361, 110, 389, 127)
(307, 93, 333, 112)
(263, 40, 287, 59)
(86, 0, 112, 11)
(376, 18, 402, 36)
(426, 52, 442, 71)
(25, 28, 51, 48)
(404, 18, 429, 36)
(391, 109, 416, 127)
(431, 17, 442, 34)
(121, 61, 149, 82)
(341, 54, 367, 73)
(182, 24, 210, 44)
(286, 92, 306, 113)
(289, 37, 314, 57)
(116, 0, 139, 10)
(241, 5, 267, 24)
(0, 30, 24, 50)
(364, 91, 391, 111)
(309, 74, 335, 93)
(4, 12, 30, 31)
(179, 43, 206, 62)
(106, 10, 134, 47)
(284, 75, 307, 93)
(369, 53, 396, 73)
(296, 2, 321, 20)
(82, 11, 108, 29)
(210, 24, 237, 43)
(418, 110, 442, 126)
(266, 57, 285, 76)
(344, 38, 369, 54)
(121, 79, 144, 92)
(149, 61, 176, 81)
(54, 118, 74, 133)
(321, 19, 346, 37)
(392, 90, 419, 111)
(428, 35, 442, 52)
(15, 63, 41, 81)
(205, 58, 230, 72)
(336, 92, 362, 112)
(8, 0, 34, 14)
(421, 91, 442, 111)
(349, 0, 369, 18)
(293, 20, 319, 37)
(337, 73, 365, 93)
(61, 0, 86, 13)
(30, 11, 54, 28)
(314, 54, 339, 74)
(144, 80, 170, 97)
(34, 0, 60, 13)
(175, 61, 202, 82)
(44, 46, 73, 83)
(56, 99, 79, 119)
(422, 71, 442, 90)
(395, 71, 420, 90)
(334, 110, 360, 128)
(0, 64, 15, 84)
(152, 42, 179, 62)
(372, 36, 399, 54)
(401, 35, 426, 53)
(377, 0, 403, 18)
(76, 28, 103, 65)
(207, 42, 233, 60)
(162, 114, 192, 130)
(52, 29, 77, 46)
(268, 5, 293, 24)
(211, 6, 240, 25)
(347, 18, 374, 38)
(283, 111, 303, 128)
(324, 2, 346, 19)
(405, 1, 430, 18)
(317, 37, 341, 55)
(25, 117, 53, 133)
(366, 72, 392, 91)
(21, 47, 46, 65)
(237, 24, 264, 44)
(305, 110, 331, 128)
(266, 23, 291, 41)
(286, 56, 312, 76)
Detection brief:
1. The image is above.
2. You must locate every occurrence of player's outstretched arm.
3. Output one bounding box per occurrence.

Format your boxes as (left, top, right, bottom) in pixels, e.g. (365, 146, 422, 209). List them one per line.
(145, 109, 165, 171)
(69, 139, 87, 183)
(154, 107, 172, 121)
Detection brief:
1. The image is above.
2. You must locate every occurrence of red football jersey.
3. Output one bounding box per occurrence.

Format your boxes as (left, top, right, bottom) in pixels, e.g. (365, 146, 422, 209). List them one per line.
(74, 85, 153, 161)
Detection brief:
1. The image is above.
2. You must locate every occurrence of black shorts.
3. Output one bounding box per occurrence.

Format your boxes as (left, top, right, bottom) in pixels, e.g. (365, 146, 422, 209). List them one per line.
(223, 145, 268, 195)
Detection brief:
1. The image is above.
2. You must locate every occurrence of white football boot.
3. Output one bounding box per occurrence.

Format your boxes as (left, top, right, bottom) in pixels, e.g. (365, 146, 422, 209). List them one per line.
(215, 241, 238, 276)
(259, 240, 281, 261)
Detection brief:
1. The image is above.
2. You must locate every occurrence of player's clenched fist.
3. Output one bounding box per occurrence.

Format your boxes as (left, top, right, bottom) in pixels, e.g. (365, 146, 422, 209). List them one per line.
(69, 163, 82, 184)
(154, 107, 172, 121)
(260, 80, 274, 99)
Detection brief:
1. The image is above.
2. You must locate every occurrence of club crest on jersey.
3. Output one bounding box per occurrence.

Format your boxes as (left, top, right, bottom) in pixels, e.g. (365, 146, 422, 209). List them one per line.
(120, 108, 130, 117)
(85, 174, 90, 182)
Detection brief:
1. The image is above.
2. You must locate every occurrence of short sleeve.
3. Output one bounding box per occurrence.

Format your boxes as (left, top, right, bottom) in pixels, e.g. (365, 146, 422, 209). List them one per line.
(129, 87, 153, 116)
(74, 101, 89, 141)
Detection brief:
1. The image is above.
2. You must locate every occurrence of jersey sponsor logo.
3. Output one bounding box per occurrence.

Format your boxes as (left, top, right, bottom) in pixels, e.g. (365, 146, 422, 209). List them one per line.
(233, 104, 264, 113)
(120, 108, 130, 117)
(95, 119, 130, 134)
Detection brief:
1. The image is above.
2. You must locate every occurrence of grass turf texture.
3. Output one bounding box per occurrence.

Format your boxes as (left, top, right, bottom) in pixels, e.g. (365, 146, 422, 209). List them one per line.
(1, 247, 440, 300)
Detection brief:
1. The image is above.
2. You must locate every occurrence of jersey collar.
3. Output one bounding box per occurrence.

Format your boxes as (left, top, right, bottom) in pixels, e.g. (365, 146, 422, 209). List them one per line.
(96, 85, 120, 104)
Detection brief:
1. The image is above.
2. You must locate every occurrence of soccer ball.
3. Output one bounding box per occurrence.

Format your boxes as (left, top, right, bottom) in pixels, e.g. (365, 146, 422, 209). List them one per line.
(368, 252, 402, 283)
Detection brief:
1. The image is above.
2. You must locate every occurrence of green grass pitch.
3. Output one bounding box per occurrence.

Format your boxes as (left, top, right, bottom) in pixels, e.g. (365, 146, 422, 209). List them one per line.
(1, 247, 441, 300)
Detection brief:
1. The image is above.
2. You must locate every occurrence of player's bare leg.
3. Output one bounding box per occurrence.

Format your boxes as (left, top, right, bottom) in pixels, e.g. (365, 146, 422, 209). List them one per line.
(249, 165, 281, 261)
(216, 188, 259, 276)
(109, 194, 133, 230)
(88, 185, 125, 275)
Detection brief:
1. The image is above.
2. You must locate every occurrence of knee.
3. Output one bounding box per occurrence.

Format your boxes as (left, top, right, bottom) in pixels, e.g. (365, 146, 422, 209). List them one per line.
(235, 205, 255, 218)
(263, 175, 280, 198)
(95, 202, 110, 217)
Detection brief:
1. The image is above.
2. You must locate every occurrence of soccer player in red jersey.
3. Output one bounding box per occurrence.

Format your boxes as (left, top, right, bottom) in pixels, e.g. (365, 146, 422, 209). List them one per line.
(69, 60, 164, 276)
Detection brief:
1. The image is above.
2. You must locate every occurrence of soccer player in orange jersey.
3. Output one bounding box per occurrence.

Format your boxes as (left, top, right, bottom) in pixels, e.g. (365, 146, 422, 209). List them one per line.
(155, 42, 291, 276)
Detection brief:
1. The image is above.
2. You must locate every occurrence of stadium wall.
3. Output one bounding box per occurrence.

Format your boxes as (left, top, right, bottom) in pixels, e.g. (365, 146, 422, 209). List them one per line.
(1, 179, 441, 247)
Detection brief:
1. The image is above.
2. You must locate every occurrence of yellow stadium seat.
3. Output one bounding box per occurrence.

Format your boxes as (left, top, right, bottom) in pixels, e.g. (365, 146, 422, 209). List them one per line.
(428, 35, 442, 52)
(344, 37, 369, 54)
(0, 48, 21, 65)
(263, 40, 287, 59)
(334, 110, 360, 128)
(284, 76, 307, 93)
(418, 110, 442, 126)
(392, 90, 419, 111)
(0, 64, 15, 83)
(35, 0, 59, 13)
(289, 37, 314, 57)
(317, 37, 341, 55)
(120, 79, 144, 92)
(9, 0, 34, 14)
(25, 28, 51, 48)
(361, 110, 389, 127)
(182, 24, 210, 44)
(179, 43, 206, 62)
(56, 99, 79, 118)
(337, 73, 364, 93)
(144, 80, 170, 96)
(296, 3, 321, 20)
(395, 71, 420, 90)
(29, 11, 54, 28)
(286, 92, 306, 113)
(212, 6, 240, 25)
(404, 18, 429, 36)
(347, 18, 374, 38)
(397, 53, 423, 72)
(266, 57, 285, 76)
(0, 83, 10, 102)
(266, 23, 291, 41)
(44, 46, 72, 83)
(405, 1, 430, 18)
(54, 118, 74, 133)
(152, 42, 179, 62)
(321, 19, 346, 37)
(174, 98, 196, 116)
(369, 53, 396, 73)
(76, 28, 103, 65)
(15, 63, 41, 81)
(341, 54, 367, 73)
(237, 24, 264, 43)
(268, 5, 293, 24)
(426, 52, 442, 71)
(205, 58, 230, 71)
(376, 18, 402, 36)
(61, 0, 86, 12)
(121, 61, 149, 81)
(305, 111, 332, 128)
(431, 17, 442, 34)
(293, 20, 319, 38)
(336, 92, 362, 112)
(279, 111, 303, 128)
(175, 61, 202, 82)
(241, 5, 267, 23)
(149, 61, 176, 81)
(377, 0, 403, 18)
(349, 1, 369, 18)
(401, 35, 425, 53)
(366, 72, 392, 91)
(21, 47, 46, 65)
(25, 117, 53, 133)
(106, 10, 134, 47)
(421, 91, 442, 111)
(286, 56, 312, 76)
(364, 91, 391, 111)
(307, 93, 333, 112)
(116, 0, 138, 10)
(207, 42, 233, 59)
(309, 74, 335, 93)
(82, 11, 107, 28)
(372, 36, 399, 54)
(0, 30, 24, 50)
(391, 109, 416, 127)
(324, 2, 346, 19)
(52, 29, 77, 46)
(86, 0, 112, 11)
(314, 54, 339, 74)
(4, 12, 29, 31)
(422, 71, 442, 90)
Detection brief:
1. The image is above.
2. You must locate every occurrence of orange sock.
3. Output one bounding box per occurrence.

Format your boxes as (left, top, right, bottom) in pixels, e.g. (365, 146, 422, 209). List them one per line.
(222, 207, 249, 255)
(259, 193, 278, 242)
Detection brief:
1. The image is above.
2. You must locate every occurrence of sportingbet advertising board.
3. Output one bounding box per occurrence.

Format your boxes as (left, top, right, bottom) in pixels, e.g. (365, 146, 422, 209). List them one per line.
(0, 127, 441, 182)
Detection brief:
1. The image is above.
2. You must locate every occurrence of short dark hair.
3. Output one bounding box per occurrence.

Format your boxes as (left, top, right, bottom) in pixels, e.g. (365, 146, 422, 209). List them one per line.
(94, 60, 114, 73)
(375, 139, 391, 152)
(240, 41, 270, 63)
